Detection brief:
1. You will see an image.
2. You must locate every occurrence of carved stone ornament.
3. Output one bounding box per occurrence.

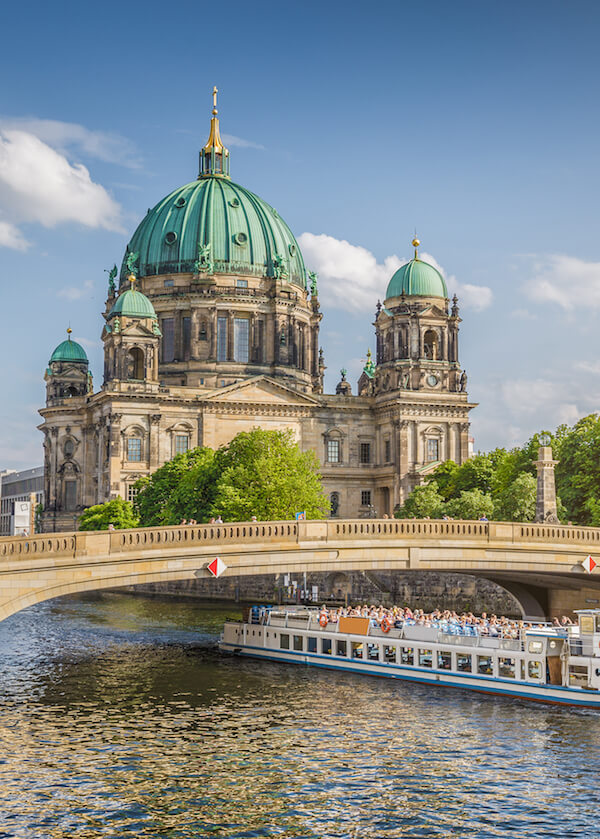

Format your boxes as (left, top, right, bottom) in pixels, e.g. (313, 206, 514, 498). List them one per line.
(194, 242, 213, 274)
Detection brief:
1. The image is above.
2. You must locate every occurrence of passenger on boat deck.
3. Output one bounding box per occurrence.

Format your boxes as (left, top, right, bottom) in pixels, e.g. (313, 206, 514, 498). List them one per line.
(315, 603, 575, 638)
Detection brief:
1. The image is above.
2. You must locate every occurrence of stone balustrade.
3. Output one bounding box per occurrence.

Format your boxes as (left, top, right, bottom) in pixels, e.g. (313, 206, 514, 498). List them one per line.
(2, 519, 600, 562)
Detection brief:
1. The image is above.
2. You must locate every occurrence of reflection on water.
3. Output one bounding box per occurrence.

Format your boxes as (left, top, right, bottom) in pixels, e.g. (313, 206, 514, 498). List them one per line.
(0, 592, 599, 838)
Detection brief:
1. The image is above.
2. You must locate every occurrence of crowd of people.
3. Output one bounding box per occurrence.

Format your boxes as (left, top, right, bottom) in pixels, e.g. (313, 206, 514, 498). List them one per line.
(317, 604, 575, 638)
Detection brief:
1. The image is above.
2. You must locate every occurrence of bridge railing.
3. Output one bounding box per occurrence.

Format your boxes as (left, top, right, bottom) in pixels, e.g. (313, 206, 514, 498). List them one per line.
(2, 518, 600, 561)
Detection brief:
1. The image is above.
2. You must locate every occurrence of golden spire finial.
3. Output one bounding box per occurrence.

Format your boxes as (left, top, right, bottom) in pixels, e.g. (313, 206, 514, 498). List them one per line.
(412, 236, 420, 260)
(200, 86, 230, 178)
(66, 327, 72, 339)
(128, 273, 136, 291)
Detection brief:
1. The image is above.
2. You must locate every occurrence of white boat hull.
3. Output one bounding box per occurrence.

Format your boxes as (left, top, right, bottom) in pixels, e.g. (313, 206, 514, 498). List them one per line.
(219, 639, 600, 708)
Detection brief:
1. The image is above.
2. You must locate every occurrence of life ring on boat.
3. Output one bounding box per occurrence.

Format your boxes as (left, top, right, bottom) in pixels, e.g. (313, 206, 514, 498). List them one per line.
(381, 617, 391, 633)
(319, 614, 328, 627)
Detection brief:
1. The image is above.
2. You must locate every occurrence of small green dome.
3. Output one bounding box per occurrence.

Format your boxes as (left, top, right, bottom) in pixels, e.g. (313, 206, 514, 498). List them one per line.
(108, 288, 157, 319)
(386, 258, 448, 299)
(49, 336, 88, 364)
(121, 177, 307, 288)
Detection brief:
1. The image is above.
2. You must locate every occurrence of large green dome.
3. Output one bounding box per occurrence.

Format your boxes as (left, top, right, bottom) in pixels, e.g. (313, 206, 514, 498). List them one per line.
(49, 336, 88, 364)
(386, 257, 447, 299)
(108, 288, 157, 319)
(121, 177, 307, 288)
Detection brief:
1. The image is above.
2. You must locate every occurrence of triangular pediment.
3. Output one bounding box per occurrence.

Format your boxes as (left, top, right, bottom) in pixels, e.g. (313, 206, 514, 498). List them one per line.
(204, 376, 321, 406)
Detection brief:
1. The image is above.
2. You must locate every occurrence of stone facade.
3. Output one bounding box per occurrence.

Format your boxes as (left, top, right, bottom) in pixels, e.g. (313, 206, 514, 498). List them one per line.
(38, 280, 474, 531)
(38, 101, 475, 531)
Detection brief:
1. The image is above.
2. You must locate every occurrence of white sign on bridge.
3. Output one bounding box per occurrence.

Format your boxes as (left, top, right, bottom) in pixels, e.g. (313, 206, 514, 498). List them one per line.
(207, 557, 227, 578)
(582, 555, 597, 574)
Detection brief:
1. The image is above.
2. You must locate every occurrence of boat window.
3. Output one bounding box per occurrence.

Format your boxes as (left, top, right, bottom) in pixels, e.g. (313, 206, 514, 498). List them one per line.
(477, 655, 493, 676)
(456, 653, 471, 673)
(280, 633, 290, 650)
(528, 660, 543, 680)
(528, 640, 544, 654)
(367, 644, 380, 661)
(293, 635, 303, 652)
(498, 657, 516, 679)
(419, 649, 432, 668)
(383, 645, 397, 663)
(322, 637, 332, 655)
(569, 664, 589, 688)
(437, 651, 452, 670)
(336, 639, 347, 657)
(352, 642, 364, 660)
(307, 637, 317, 653)
(401, 647, 414, 665)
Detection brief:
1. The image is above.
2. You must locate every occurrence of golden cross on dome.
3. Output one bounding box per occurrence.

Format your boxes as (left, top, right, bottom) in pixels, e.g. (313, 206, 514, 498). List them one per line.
(212, 86, 218, 115)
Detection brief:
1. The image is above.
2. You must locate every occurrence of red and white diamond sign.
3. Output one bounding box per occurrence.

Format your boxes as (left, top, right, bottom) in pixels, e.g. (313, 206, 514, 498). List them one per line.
(582, 555, 597, 574)
(207, 556, 227, 578)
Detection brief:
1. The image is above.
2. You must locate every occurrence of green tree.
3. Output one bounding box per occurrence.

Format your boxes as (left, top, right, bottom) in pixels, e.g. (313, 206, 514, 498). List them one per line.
(555, 414, 600, 524)
(79, 498, 138, 531)
(446, 488, 494, 520)
(394, 483, 445, 519)
(494, 472, 537, 522)
(211, 429, 329, 521)
(430, 460, 459, 501)
(453, 454, 495, 496)
(134, 447, 217, 526)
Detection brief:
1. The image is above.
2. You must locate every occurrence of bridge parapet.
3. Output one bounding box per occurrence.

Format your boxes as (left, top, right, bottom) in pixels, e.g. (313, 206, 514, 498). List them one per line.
(2, 519, 600, 563)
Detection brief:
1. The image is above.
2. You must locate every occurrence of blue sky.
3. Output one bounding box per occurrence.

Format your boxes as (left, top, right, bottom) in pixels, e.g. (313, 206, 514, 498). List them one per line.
(2, 0, 600, 468)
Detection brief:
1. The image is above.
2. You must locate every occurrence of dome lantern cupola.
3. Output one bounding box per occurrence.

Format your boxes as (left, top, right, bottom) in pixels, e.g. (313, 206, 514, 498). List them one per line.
(199, 86, 230, 179)
(385, 237, 448, 300)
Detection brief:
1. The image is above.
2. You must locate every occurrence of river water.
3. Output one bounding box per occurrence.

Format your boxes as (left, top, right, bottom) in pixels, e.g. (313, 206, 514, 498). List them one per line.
(0, 593, 599, 838)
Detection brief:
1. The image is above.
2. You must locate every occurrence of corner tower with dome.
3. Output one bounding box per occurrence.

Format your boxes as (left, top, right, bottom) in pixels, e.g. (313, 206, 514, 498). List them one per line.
(38, 92, 475, 532)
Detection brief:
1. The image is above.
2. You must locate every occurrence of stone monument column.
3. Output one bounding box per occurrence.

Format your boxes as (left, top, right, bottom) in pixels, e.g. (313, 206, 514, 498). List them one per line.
(534, 445, 559, 523)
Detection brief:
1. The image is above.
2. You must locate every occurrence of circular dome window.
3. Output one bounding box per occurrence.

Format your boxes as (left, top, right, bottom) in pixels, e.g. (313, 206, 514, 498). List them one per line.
(175, 197, 186, 208)
(234, 232, 248, 246)
(165, 231, 178, 246)
(288, 244, 296, 257)
(229, 198, 240, 208)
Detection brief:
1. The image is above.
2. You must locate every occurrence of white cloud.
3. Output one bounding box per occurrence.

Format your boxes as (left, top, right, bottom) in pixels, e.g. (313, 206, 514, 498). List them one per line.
(0, 129, 124, 246)
(222, 133, 265, 151)
(575, 360, 600, 374)
(511, 307, 537, 320)
(0, 220, 29, 250)
(0, 118, 141, 168)
(58, 279, 94, 301)
(523, 254, 600, 310)
(298, 232, 493, 313)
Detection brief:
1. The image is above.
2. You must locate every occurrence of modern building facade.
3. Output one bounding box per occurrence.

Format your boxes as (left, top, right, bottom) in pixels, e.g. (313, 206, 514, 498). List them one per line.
(0, 467, 44, 536)
(38, 91, 476, 532)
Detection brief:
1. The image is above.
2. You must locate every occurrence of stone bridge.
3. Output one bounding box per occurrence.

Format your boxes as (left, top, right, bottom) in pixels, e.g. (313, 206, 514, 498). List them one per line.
(1, 519, 600, 621)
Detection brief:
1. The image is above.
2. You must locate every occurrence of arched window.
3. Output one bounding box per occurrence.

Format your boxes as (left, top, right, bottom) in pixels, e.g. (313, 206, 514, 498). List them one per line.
(330, 492, 340, 517)
(64, 439, 75, 457)
(66, 386, 78, 398)
(128, 347, 144, 380)
(423, 329, 439, 360)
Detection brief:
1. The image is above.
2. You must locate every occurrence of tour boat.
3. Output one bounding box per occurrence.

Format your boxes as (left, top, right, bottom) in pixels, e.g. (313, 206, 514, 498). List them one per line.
(220, 607, 600, 708)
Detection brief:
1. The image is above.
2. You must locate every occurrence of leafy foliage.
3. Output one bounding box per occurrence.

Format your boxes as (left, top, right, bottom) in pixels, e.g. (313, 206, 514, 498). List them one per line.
(394, 483, 445, 519)
(134, 429, 329, 525)
(133, 448, 218, 526)
(446, 489, 494, 521)
(211, 429, 329, 522)
(79, 498, 138, 531)
(493, 473, 537, 522)
(393, 416, 596, 522)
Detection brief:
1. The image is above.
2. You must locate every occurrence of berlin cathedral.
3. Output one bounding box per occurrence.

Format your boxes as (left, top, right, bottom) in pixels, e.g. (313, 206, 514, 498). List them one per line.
(39, 91, 475, 531)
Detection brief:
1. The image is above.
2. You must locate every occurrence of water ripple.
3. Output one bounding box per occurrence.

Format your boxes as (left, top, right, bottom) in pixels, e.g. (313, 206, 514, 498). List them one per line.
(0, 593, 598, 837)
